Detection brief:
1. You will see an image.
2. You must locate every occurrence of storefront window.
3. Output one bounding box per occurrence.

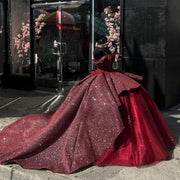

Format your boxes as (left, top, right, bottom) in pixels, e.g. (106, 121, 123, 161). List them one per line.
(7, 0, 120, 89)
(9, 0, 30, 75)
(31, 0, 91, 88)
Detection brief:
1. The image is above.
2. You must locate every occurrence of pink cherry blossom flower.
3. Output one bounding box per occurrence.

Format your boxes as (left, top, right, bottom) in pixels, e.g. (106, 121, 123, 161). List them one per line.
(104, 6, 120, 60)
(14, 13, 46, 58)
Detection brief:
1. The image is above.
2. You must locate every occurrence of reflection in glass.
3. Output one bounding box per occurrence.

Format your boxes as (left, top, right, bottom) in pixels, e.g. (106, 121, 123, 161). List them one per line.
(33, 2, 91, 88)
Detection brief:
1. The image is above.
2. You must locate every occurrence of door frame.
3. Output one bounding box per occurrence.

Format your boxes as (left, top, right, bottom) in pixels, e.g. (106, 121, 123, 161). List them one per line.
(0, 0, 8, 76)
(30, 0, 93, 89)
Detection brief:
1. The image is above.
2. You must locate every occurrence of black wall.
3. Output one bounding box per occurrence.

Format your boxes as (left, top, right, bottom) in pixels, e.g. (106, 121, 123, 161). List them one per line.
(166, 0, 180, 107)
(0, 0, 6, 75)
(122, 0, 180, 108)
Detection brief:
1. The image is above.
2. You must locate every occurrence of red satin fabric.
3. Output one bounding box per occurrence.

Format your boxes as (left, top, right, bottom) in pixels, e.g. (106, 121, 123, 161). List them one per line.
(0, 54, 177, 174)
(95, 86, 176, 166)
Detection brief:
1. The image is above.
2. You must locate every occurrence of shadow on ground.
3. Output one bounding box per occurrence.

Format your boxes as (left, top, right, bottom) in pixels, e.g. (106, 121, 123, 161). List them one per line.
(162, 105, 180, 144)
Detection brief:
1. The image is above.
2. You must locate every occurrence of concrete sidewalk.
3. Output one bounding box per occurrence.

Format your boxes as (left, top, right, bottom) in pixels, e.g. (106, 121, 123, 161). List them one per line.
(0, 87, 180, 180)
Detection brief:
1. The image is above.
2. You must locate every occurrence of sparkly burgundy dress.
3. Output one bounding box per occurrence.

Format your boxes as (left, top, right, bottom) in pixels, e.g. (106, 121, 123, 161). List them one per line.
(0, 54, 176, 174)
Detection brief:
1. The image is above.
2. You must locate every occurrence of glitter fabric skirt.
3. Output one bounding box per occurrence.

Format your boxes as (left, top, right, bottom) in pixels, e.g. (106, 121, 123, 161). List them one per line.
(0, 71, 176, 174)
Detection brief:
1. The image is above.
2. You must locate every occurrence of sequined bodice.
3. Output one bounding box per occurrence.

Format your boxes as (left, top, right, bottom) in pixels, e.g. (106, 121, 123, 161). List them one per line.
(94, 54, 115, 71)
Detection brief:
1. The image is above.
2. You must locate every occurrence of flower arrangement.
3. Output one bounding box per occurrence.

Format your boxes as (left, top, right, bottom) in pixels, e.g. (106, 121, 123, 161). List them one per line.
(104, 6, 120, 61)
(14, 14, 46, 58)
(35, 14, 46, 41)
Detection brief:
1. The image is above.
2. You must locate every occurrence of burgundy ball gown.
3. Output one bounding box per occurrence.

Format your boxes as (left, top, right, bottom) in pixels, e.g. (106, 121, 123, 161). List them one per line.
(0, 54, 176, 174)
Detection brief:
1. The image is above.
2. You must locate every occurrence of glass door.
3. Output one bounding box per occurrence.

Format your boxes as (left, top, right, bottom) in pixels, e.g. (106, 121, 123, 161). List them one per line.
(32, 1, 91, 89)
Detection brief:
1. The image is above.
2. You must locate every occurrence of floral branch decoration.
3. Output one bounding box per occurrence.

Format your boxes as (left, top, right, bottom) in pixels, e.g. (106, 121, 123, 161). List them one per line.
(14, 14, 46, 58)
(104, 6, 120, 61)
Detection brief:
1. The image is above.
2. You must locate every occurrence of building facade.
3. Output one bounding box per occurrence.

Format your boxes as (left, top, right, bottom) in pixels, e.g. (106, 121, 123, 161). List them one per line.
(0, 0, 180, 108)
(121, 0, 180, 108)
(1, 0, 119, 88)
